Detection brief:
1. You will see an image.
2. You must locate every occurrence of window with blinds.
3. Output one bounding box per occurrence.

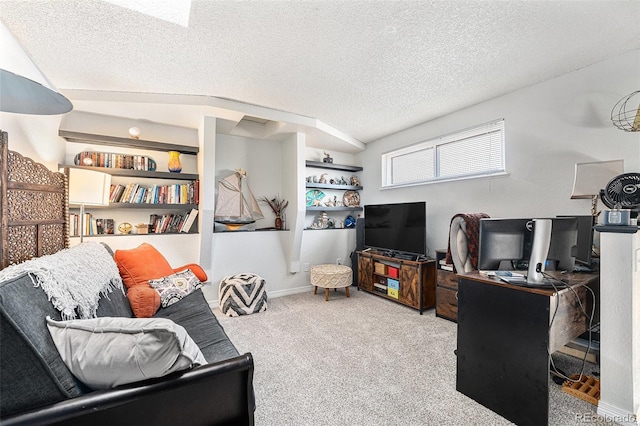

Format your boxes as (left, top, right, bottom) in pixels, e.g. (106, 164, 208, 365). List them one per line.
(381, 119, 505, 188)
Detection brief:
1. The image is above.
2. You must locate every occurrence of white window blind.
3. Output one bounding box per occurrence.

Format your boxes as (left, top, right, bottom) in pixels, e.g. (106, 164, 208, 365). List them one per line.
(382, 119, 505, 188)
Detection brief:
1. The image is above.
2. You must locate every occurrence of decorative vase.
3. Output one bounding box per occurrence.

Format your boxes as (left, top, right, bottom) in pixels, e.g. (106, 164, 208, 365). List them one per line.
(167, 151, 182, 173)
(275, 214, 282, 230)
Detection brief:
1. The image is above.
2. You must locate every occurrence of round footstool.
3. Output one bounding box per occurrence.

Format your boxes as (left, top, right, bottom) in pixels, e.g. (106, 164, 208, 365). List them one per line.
(310, 264, 352, 301)
(219, 273, 268, 317)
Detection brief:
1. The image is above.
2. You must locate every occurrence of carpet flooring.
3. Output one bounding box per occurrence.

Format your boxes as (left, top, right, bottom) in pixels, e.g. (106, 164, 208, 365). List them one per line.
(215, 288, 611, 425)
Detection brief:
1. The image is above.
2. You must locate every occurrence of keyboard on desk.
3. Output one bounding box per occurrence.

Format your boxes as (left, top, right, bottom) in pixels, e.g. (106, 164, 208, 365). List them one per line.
(499, 275, 566, 289)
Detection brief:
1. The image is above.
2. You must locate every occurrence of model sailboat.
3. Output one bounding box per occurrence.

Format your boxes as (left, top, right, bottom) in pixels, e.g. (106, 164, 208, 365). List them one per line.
(214, 168, 264, 230)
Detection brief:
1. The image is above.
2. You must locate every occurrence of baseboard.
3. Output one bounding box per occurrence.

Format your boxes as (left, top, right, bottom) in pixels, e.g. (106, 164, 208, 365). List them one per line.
(596, 401, 638, 425)
(207, 285, 312, 310)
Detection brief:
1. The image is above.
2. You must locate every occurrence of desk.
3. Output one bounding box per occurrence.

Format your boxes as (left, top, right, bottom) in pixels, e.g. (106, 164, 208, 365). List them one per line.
(455, 271, 599, 426)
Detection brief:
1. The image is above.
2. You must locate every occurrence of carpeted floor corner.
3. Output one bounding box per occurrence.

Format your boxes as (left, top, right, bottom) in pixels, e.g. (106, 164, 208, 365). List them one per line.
(215, 288, 611, 425)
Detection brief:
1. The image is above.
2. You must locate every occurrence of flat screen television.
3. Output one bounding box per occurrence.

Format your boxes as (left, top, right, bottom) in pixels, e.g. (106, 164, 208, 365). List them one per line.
(364, 202, 426, 258)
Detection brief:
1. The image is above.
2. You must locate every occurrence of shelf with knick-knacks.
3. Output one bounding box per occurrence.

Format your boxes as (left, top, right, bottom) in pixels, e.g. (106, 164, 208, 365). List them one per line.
(304, 159, 362, 230)
(305, 160, 362, 212)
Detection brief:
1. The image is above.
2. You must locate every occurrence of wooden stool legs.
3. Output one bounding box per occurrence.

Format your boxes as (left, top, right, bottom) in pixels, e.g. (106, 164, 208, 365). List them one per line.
(314, 286, 350, 301)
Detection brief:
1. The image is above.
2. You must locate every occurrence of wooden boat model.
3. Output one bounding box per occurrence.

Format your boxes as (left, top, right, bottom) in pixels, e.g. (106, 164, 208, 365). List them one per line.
(214, 168, 264, 230)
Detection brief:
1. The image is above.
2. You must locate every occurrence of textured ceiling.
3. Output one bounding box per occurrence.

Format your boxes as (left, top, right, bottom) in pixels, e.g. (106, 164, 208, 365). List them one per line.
(1, 0, 640, 144)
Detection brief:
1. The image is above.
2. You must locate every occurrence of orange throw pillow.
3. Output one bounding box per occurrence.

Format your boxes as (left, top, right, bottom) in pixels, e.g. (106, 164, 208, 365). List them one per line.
(173, 263, 208, 282)
(114, 243, 175, 290)
(126, 286, 161, 318)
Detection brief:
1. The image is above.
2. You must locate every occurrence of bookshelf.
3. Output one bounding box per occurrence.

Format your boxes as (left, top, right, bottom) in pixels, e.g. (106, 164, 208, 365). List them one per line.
(59, 131, 200, 238)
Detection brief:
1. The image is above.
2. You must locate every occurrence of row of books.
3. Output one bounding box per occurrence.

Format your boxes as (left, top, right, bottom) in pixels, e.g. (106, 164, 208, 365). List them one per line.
(70, 214, 114, 236)
(70, 209, 199, 236)
(149, 209, 199, 234)
(109, 181, 199, 205)
(74, 151, 157, 171)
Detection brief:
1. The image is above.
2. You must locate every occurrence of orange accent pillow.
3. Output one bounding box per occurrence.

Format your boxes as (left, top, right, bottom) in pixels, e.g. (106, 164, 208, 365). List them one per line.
(173, 263, 208, 282)
(114, 243, 175, 290)
(126, 286, 161, 318)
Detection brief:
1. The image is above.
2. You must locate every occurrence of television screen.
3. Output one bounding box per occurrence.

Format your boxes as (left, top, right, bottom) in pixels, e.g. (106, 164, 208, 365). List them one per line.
(364, 202, 426, 256)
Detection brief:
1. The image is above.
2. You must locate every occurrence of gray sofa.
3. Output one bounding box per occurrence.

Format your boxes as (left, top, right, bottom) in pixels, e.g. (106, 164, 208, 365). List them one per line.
(0, 249, 254, 425)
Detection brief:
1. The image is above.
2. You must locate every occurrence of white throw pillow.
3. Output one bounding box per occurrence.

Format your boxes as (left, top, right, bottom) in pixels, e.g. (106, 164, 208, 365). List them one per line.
(46, 316, 207, 389)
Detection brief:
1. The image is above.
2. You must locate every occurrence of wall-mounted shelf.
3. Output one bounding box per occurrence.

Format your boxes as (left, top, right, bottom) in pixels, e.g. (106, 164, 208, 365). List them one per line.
(304, 227, 356, 231)
(70, 231, 198, 238)
(59, 130, 199, 154)
(305, 160, 362, 173)
(305, 183, 362, 191)
(108, 203, 198, 210)
(60, 165, 199, 181)
(306, 206, 362, 212)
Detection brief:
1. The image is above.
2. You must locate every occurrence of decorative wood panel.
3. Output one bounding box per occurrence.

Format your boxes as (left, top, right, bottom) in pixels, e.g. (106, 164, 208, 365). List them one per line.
(0, 131, 69, 269)
(399, 264, 420, 308)
(357, 255, 373, 292)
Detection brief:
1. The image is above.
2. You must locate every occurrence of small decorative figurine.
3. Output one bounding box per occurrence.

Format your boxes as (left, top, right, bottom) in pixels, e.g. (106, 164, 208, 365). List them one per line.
(350, 175, 359, 186)
(323, 152, 333, 163)
(319, 173, 328, 184)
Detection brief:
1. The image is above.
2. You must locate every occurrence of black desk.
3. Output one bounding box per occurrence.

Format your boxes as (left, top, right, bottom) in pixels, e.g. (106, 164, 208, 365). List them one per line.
(455, 271, 599, 426)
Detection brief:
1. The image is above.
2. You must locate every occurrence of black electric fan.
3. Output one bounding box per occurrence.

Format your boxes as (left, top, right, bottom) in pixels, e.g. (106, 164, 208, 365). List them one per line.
(600, 172, 640, 218)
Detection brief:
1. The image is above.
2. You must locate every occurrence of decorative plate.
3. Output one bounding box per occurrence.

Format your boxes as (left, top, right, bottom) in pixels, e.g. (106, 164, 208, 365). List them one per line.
(305, 189, 325, 206)
(343, 190, 360, 207)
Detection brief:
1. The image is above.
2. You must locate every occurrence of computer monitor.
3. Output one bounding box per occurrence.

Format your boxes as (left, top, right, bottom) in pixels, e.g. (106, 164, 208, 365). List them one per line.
(546, 217, 578, 271)
(477, 218, 532, 270)
(557, 215, 594, 266)
(478, 217, 579, 272)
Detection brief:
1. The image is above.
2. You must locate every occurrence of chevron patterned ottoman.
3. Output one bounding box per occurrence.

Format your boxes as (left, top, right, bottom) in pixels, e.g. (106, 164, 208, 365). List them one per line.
(219, 273, 268, 317)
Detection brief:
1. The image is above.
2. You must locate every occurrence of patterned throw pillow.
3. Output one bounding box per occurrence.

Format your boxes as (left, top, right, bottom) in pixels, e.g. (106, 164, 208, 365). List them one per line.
(149, 269, 202, 308)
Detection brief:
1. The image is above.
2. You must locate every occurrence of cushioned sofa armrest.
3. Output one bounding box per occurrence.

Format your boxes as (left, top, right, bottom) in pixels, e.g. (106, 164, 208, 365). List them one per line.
(1, 353, 255, 426)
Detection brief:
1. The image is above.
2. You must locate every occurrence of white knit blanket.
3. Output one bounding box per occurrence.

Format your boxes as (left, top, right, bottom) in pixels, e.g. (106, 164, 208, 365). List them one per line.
(0, 242, 124, 320)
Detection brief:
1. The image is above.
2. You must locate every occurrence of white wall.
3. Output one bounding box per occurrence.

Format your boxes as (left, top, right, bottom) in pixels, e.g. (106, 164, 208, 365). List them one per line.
(206, 132, 358, 301)
(357, 50, 640, 256)
(0, 113, 64, 169)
